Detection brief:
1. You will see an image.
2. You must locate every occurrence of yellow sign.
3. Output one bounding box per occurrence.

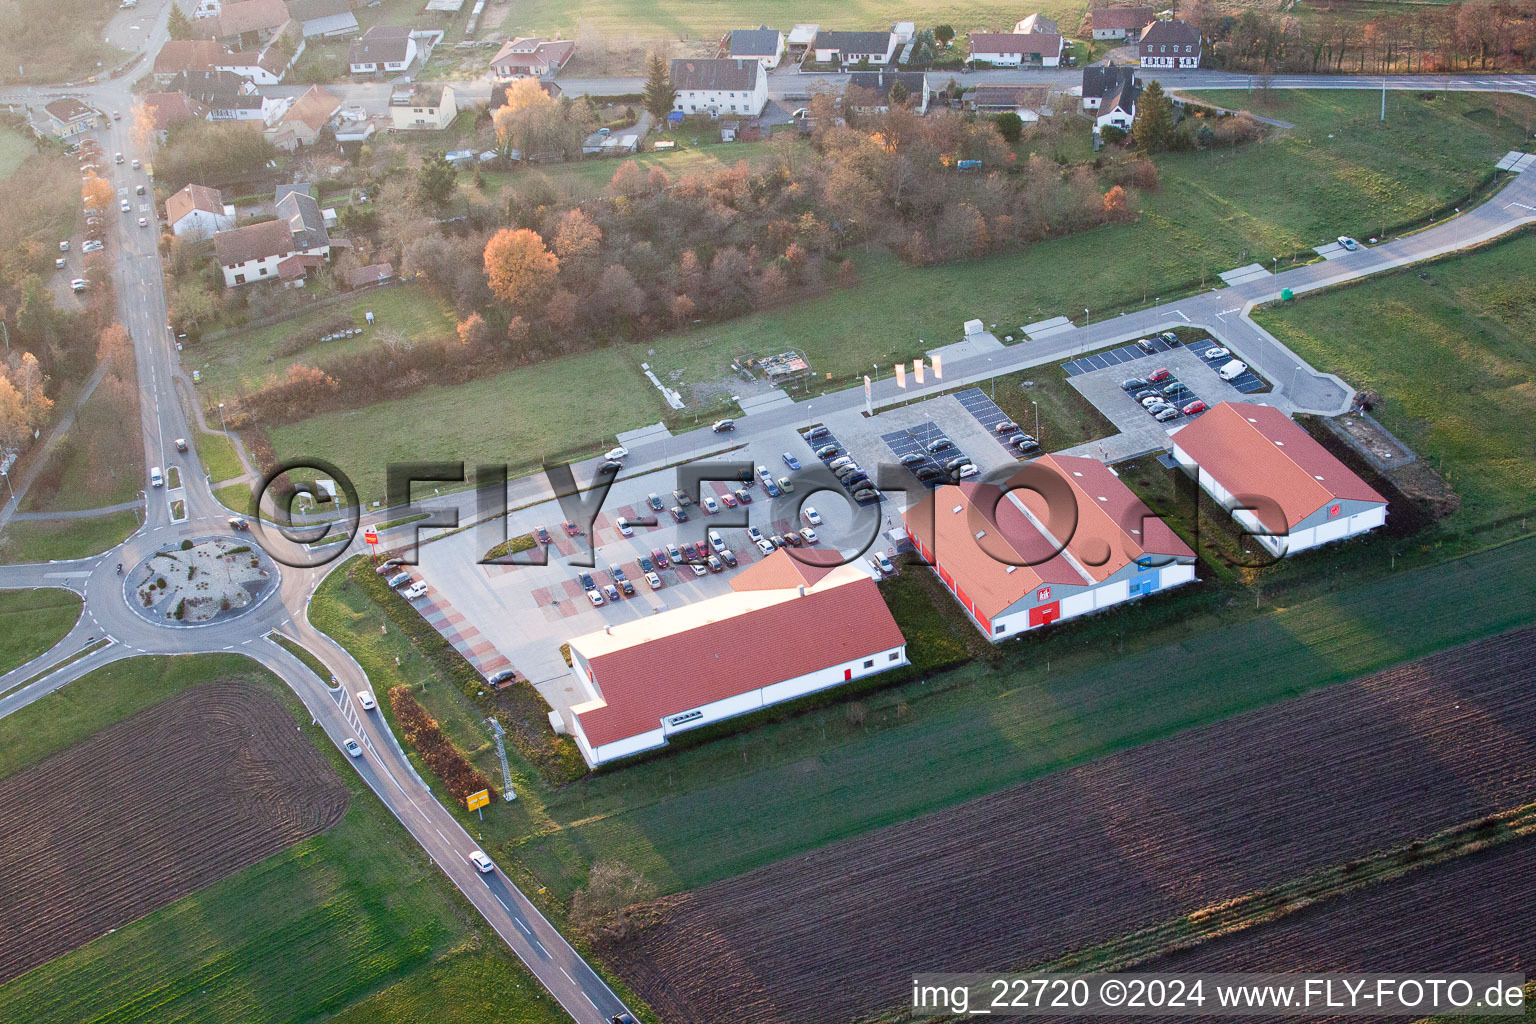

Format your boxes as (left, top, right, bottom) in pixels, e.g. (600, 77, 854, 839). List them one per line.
(466, 789, 490, 812)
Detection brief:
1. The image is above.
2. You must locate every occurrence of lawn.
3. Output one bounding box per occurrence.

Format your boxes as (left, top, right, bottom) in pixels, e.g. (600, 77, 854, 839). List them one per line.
(187, 282, 458, 405)
(198, 428, 246, 484)
(1255, 231, 1536, 531)
(214, 482, 255, 517)
(0, 128, 30, 180)
(0, 653, 569, 1024)
(984, 363, 1117, 452)
(0, 0, 125, 84)
(0, 509, 141, 565)
(0, 588, 81, 677)
(644, 90, 1536, 397)
(268, 345, 666, 505)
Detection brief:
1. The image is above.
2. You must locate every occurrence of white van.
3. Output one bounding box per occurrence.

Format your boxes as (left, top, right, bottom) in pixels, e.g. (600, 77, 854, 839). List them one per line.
(1217, 359, 1249, 381)
(149, 467, 164, 488)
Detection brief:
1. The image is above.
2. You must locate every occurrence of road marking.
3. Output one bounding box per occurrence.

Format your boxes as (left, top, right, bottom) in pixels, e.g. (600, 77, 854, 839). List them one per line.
(435, 828, 447, 841)
(583, 993, 598, 1009)
(560, 966, 573, 982)
(534, 940, 547, 956)
(515, 919, 531, 935)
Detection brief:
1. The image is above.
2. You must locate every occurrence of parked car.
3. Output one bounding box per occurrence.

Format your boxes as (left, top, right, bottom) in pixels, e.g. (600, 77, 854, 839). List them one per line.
(777, 476, 794, 493)
(1147, 367, 1172, 383)
(712, 419, 735, 432)
(386, 571, 411, 588)
(563, 520, 581, 536)
(645, 571, 663, 589)
(648, 548, 667, 569)
(357, 690, 377, 710)
(700, 495, 719, 515)
(1143, 396, 1170, 411)
(763, 477, 782, 497)
(605, 445, 628, 460)
(815, 444, 840, 459)
(375, 558, 405, 574)
(403, 581, 429, 599)
(578, 571, 596, 590)
(1159, 332, 1180, 345)
(747, 526, 765, 543)
(646, 492, 664, 511)
(604, 584, 621, 602)
(1133, 389, 1160, 403)
(1154, 406, 1180, 422)
(851, 487, 878, 503)
(608, 562, 627, 582)
(619, 579, 635, 595)
(869, 556, 889, 576)
(706, 555, 724, 572)
(1182, 400, 1208, 415)
(666, 543, 683, 563)
(708, 530, 727, 553)
(669, 505, 688, 523)
(71, 278, 87, 292)
(1006, 433, 1032, 449)
(805, 425, 830, 440)
(1161, 383, 1185, 397)
(1136, 338, 1156, 353)
(720, 491, 738, 507)
(781, 452, 801, 470)
(915, 467, 942, 482)
(1218, 359, 1249, 381)
(828, 455, 854, 471)
(690, 561, 708, 576)
(615, 516, 634, 537)
(1121, 378, 1149, 392)
(487, 669, 518, 687)
(755, 537, 775, 555)
(844, 471, 869, 488)
(54, 256, 66, 269)
(734, 487, 752, 504)
(721, 549, 738, 567)
(994, 420, 1020, 434)
(587, 588, 605, 606)
(957, 464, 979, 478)
(1337, 235, 1359, 251)
(534, 524, 552, 545)
(1203, 346, 1230, 360)
(802, 506, 822, 526)
(926, 438, 953, 453)
(899, 452, 924, 466)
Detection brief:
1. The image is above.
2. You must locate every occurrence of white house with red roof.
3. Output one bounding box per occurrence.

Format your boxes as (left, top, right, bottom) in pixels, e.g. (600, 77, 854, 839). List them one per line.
(1171, 402, 1387, 557)
(563, 549, 907, 767)
(903, 455, 1195, 640)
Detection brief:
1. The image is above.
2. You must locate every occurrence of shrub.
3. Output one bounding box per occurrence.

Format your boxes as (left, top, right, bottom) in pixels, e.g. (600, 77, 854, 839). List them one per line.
(180, 539, 194, 550)
(388, 685, 498, 804)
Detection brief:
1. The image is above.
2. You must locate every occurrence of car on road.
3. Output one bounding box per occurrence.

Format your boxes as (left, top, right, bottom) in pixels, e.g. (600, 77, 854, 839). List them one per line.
(604, 584, 621, 602)
(605, 445, 628, 460)
(672, 487, 691, 506)
(386, 571, 411, 588)
(1337, 235, 1359, 251)
(114, 152, 124, 164)
(645, 570, 663, 589)
(343, 738, 362, 757)
(782, 452, 800, 470)
(615, 516, 634, 536)
(734, 487, 753, 504)
(701, 495, 720, 515)
(120, 198, 130, 212)
(357, 691, 377, 710)
(174, 437, 188, 451)
(799, 527, 819, 544)
(1218, 359, 1249, 381)
(71, 278, 87, 292)
(646, 492, 664, 511)
(138, 217, 148, 228)
(669, 505, 688, 523)
(1121, 378, 1149, 392)
(1154, 406, 1180, 422)
(469, 850, 495, 873)
(135, 184, 145, 195)
(587, 588, 604, 606)
(712, 418, 735, 432)
(720, 491, 738, 508)
(534, 524, 551, 545)
(1203, 346, 1230, 360)
(802, 506, 822, 526)
(994, 420, 1020, 434)
(815, 444, 840, 459)
(562, 520, 581, 536)
(131, 159, 140, 170)
(228, 517, 249, 531)
(1146, 367, 1172, 383)
(1182, 400, 1208, 415)
(1136, 338, 1156, 353)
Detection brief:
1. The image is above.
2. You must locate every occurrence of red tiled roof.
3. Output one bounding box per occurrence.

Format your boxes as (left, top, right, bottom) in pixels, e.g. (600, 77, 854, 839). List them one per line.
(729, 546, 845, 592)
(1171, 402, 1386, 533)
(1091, 7, 1155, 31)
(155, 40, 225, 75)
(167, 182, 224, 225)
(213, 218, 293, 265)
(572, 574, 903, 747)
(283, 85, 340, 132)
(141, 92, 203, 131)
(215, 0, 289, 38)
(969, 32, 1062, 55)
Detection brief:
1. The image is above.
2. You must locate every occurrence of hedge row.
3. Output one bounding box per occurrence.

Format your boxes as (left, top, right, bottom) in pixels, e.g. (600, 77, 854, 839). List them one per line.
(388, 685, 499, 805)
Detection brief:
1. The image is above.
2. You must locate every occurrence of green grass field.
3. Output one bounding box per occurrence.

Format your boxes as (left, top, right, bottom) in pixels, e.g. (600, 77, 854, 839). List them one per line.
(0, 653, 569, 1024)
(0, 128, 31, 179)
(1256, 232, 1536, 530)
(268, 345, 664, 505)
(189, 283, 457, 405)
(0, 509, 141, 565)
(213, 482, 256, 517)
(0, 588, 81, 677)
(16, 382, 144, 514)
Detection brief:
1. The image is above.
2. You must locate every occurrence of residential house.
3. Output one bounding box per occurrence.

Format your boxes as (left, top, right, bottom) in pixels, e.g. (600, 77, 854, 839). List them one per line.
(968, 31, 1063, 67)
(43, 98, 100, 140)
(1171, 402, 1388, 557)
(152, 40, 225, 83)
(202, 0, 289, 48)
(139, 92, 206, 143)
(267, 84, 339, 147)
(846, 70, 931, 114)
(903, 457, 1197, 641)
(1089, 7, 1155, 41)
(488, 36, 575, 78)
(1139, 19, 1201, 68)
(286, 0, 359, 38)
(810, 30, 897, 67)
(194, 0, 221, 18)
(167, 183, 235, 238)
(213, 190, 330, 287)
(563, 549, 907, 767)
(670, 58, 768, 118)
(1013, 13, 1060, 35)
(169, 70, 283, 122)
(964, 84, 1050, 121)
(1082, 66, 1140, 131)
(728, 26, 785, 69)
(214, 39, 298, 85)
(349, 25, 416, 75)
(389, 84, 457, 131)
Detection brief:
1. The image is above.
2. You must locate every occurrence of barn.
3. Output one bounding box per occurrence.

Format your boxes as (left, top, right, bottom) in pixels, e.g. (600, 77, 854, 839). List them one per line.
(902, 455, 1195, 641)
(564, 550, 907, 767)
(1171, 402, 1388, 557)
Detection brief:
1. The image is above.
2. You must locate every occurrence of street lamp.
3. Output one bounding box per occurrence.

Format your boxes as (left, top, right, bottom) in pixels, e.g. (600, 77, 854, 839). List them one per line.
(217, 401, 226, 433)
(1031, 400, 1039, 439)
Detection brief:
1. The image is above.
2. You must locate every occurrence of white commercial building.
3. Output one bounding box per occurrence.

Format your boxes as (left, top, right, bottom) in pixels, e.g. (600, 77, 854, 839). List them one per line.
(1171, 402, 1388, 557)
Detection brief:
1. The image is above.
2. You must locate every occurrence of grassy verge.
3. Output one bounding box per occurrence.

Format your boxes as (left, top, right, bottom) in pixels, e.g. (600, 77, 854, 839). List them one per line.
(199, 429, 245, 484)
(0, 510, 140, 565)
(4, 638, 110, 697)
(268, 631, 332, 685)
(982, 362, 1118, 452)
(0, 588, 82, 676)
(482, 532, 534, 562)
(16, 377, 143, 514)
(213, 482, 255, 517)
(377, 512, 431, 532)
(0, 653, 570, 1024)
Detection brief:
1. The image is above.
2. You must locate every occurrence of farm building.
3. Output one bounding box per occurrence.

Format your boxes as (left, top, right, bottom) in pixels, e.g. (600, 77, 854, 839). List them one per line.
(968, 31, 1064, 67)
(903, 455, 1196, 640)
(1171, 402, 1388, 557)
(563, 550, 907, 767)
(1089, 6, 1155, 40)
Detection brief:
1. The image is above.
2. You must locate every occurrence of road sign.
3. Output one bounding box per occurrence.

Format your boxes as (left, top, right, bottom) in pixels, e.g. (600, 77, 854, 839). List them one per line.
(466, 789, 490, 812)
(363, 529, 378, 545)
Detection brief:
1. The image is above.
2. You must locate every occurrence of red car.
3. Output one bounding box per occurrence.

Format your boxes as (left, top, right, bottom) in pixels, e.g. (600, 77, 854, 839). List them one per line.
(720, 491, 738, 508)
(534, 524, 552, 545)
(562, 520, 581, 536)
(1147, 367, 1172, 383)
(650, 547, 669, 569)
(1181, 400, 1208, 415)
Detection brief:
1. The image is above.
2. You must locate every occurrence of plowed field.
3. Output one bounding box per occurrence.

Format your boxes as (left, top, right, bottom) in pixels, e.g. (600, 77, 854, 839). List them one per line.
(0, 680, 349, 983)
(605, 628, 1536, 1024)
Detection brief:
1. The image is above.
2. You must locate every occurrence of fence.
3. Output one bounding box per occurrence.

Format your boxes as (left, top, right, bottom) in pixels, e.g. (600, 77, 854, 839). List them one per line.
(201, 278, 401, 342)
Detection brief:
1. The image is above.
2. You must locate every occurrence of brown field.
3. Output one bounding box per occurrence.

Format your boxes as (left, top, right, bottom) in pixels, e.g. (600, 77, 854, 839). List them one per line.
(0, 681, 349, 984)
(605, 628, 1536, 1024)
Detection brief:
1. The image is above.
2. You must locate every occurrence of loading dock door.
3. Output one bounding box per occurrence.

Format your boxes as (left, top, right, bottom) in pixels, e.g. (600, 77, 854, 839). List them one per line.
(1029, 601, 1060, 627)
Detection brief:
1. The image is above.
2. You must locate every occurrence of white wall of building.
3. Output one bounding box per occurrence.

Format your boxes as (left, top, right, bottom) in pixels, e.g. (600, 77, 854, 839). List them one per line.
(674, 78, 768, 117)
(171, 206, 235, 238)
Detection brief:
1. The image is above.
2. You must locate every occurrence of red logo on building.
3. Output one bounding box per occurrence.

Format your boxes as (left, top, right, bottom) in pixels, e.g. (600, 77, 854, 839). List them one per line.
(1037, 587, 1051, 602)
(1328, 504, 1341, 518)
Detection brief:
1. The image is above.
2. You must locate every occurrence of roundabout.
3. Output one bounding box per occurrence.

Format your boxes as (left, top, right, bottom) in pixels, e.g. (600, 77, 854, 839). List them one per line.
(124, 535, 280, 627)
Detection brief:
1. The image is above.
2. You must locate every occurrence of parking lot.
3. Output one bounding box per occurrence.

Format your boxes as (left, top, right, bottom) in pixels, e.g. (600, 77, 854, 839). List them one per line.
(1063, 332, 1267, 394)
(793, 425, 884, 505)
(953, 387, 1038, 462)
(879, 421, 974, 488)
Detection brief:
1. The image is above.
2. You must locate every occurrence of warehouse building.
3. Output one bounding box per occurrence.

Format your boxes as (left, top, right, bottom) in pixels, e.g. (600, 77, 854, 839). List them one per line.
(564, 550, 906, 767)
(903, 455, 1196, 640)
(1171, 402, 1387, 557)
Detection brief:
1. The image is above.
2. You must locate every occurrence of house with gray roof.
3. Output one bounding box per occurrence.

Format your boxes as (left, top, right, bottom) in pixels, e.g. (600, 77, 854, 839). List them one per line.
(811, 30, 897, 68)
(729, 26, 785, 68)
(670, 58, 768, 118)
